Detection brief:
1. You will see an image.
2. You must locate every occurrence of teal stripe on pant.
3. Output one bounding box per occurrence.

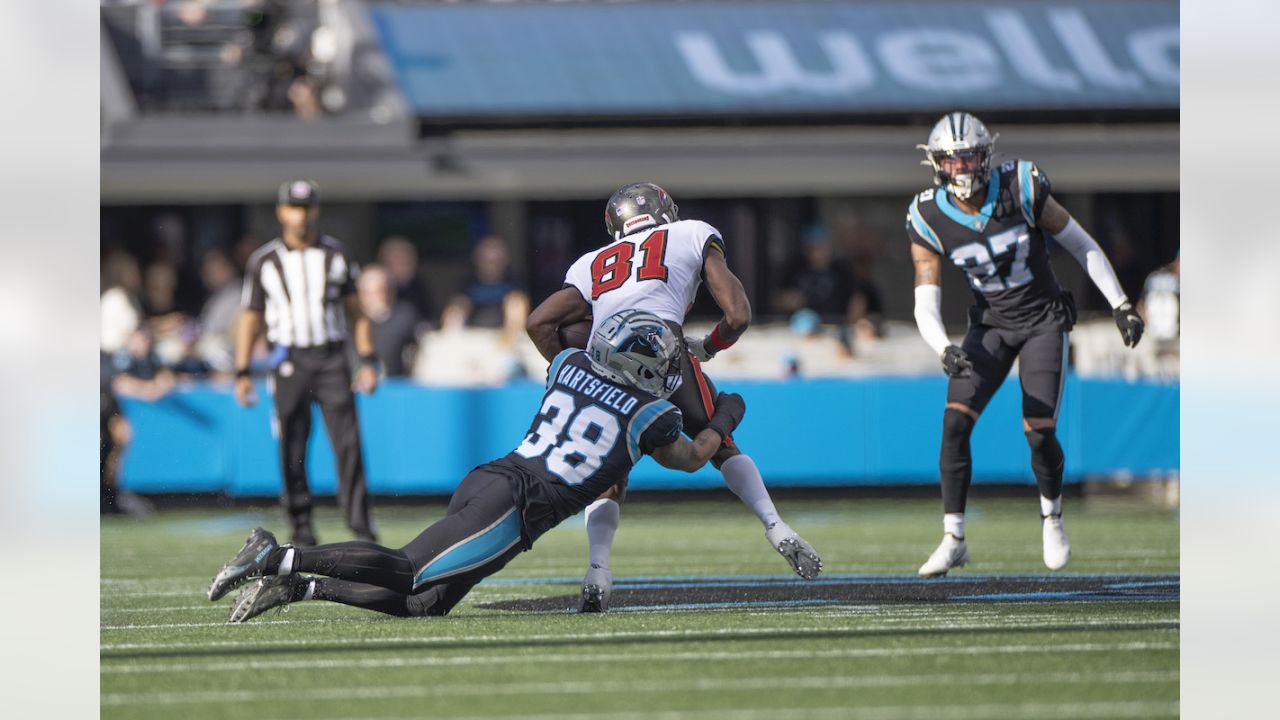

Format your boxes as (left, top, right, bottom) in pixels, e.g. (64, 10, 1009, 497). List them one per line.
(413, 508, 521, 589)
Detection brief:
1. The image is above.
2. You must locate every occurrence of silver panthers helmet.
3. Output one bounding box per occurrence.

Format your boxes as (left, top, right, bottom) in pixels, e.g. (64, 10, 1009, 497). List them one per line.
(589, 309, 682, 398)
(918, 112, 999, 201)
(604, 182, 679, 240)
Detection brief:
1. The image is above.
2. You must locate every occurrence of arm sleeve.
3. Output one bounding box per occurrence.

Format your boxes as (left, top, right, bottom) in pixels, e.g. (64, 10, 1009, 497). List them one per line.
(639, 407, 683, 454)
(913, 284, 951, 356)
(1051, 218, 1129, 309)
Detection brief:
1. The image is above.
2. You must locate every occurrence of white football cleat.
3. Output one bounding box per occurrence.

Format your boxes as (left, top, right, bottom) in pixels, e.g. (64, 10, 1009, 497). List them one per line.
(918, 533, 969, 577)
(579, 564, 612, 613)
(765, 521, 823, 580)
(1042, 514, 1071, 570)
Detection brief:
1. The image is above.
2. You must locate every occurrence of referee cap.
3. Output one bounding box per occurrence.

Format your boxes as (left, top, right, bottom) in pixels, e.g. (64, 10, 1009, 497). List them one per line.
(278, 179, 321, 207)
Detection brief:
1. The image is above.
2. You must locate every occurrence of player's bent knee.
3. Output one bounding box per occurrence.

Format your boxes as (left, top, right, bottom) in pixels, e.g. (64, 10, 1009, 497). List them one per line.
(1024, 425, 1060, 451)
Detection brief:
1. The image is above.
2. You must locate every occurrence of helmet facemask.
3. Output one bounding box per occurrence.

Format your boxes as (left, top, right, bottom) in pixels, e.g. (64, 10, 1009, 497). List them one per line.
(918, 112, 998, 202)
(928, 147, 992, 201)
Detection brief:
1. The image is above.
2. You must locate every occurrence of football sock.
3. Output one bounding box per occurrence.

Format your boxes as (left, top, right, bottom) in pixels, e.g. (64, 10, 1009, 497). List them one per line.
(1025, 427, 1065, 505)
(940, 409, 976, 514)
(277, 547, 296, 575)
(1040, 494, 1062, 518)
(584, 498, 620, 569)
(944, 513, 966, 540)
(296, 541, 415, 594)
(721, 454, 782, 528)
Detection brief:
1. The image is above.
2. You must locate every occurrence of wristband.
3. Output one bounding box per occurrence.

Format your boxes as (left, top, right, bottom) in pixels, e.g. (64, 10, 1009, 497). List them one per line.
(707, 322, 737, 354)
(358, 353, 380, 368)
(235, 367, 251, 379)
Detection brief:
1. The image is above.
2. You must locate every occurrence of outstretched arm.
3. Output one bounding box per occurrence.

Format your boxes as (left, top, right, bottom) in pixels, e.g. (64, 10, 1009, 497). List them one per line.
(526, 287, 592, 361)
(688, 251, 752, 361)
(1039, 196, 1128, 310)
(1040, 195, 1144, 347)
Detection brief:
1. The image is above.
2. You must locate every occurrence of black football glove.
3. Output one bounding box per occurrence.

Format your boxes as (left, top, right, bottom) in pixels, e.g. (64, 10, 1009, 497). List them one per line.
(941, 345, 973, 378)
(1113, 302, 1144, 348)
(706, 392, 746, 441)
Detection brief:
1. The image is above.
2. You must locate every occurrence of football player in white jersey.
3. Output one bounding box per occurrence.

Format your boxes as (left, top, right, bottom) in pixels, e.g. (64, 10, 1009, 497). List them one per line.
(528, 182, 822, 611)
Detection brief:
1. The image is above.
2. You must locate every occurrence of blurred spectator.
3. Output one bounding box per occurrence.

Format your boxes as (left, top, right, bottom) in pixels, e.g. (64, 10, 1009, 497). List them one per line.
(197, 247, 243, 371)
(235, 0, 321, 118)
(442, 234, 530, 338)
(775, 226, 884, 352)
(357, 264, 422, 377)
(377, 236, 435, 323)
(1139, 254, 1180, 376)
(169, 321, 216, 379)
(111, 328, 171, 388)
(101, 250, 144, 354)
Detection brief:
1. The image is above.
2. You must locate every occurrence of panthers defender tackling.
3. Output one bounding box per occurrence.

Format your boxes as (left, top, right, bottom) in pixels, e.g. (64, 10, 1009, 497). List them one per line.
(907, 112, 1144, 577)
(208, 310, 747, 621)
(528, 182, 821, 611)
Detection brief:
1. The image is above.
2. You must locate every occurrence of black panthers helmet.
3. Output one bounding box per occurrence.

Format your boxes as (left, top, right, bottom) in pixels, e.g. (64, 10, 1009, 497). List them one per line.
(604, 182, 679, 240)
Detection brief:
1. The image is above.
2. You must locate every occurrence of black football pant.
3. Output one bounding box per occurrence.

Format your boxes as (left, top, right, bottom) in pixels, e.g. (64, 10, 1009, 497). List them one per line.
(940, 324, 1069, 513)
(271, 343, 373, 538)
(285, 466, 524, 617)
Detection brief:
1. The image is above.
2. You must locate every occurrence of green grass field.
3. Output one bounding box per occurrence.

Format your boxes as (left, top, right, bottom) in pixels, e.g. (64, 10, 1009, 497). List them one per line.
(101, 496, 1179, 719)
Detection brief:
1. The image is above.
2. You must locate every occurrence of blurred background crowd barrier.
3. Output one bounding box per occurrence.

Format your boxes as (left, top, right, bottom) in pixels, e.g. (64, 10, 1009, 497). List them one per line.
(101, 0, 1179, 499)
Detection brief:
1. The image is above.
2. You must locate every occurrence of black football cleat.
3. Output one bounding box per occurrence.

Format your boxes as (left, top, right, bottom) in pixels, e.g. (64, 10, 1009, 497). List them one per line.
(229, 575, 309, 623)
(208, 527, 280, 601)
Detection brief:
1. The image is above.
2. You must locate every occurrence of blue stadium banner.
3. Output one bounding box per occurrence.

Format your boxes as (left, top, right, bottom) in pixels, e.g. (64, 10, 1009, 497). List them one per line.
(369, 0, 1178, 118)
(119, 376, 1179, 496)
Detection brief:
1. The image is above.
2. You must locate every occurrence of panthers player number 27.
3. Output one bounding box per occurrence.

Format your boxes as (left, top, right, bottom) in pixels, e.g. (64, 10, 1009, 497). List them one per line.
(951, 225, 1033, 292)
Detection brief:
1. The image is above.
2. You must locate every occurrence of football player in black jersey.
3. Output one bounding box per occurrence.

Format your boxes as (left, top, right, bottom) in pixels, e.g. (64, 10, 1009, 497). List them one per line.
(906, 112, 1145, 577)
(206, 310, 747, 621)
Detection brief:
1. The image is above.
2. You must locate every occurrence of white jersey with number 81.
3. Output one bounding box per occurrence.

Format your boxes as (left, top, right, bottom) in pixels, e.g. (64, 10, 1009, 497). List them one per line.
(563, 219, 724, 337)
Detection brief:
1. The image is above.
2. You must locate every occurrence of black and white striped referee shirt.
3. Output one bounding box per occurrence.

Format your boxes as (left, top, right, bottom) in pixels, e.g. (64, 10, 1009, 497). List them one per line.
(241, 235, 358, 348)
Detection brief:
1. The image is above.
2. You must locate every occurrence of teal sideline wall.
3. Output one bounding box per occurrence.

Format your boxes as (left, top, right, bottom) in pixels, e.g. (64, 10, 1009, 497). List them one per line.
(118, 376, 1179, 496)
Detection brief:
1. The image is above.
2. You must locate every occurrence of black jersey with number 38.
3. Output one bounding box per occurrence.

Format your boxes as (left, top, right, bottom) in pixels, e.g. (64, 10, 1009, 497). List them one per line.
(906, 159, 1071, 330)
(496, 349, 683, 546)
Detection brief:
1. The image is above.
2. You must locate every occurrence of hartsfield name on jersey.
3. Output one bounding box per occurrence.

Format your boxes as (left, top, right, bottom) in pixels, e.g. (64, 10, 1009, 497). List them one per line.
(553, 362, 640, 415)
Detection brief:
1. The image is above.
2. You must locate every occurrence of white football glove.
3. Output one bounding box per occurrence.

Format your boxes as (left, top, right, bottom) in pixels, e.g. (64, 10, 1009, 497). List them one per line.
(687, 335, 716, 362)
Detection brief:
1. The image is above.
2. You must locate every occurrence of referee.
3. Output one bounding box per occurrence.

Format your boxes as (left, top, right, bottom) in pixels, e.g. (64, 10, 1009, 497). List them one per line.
(233, 180, 380, 546)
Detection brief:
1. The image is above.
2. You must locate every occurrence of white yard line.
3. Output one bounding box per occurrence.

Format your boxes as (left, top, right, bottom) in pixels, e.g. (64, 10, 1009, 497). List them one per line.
(101, 640, 1177, 674)
(103, 672, 1178, 707)
(101, 620, 1175, 651)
